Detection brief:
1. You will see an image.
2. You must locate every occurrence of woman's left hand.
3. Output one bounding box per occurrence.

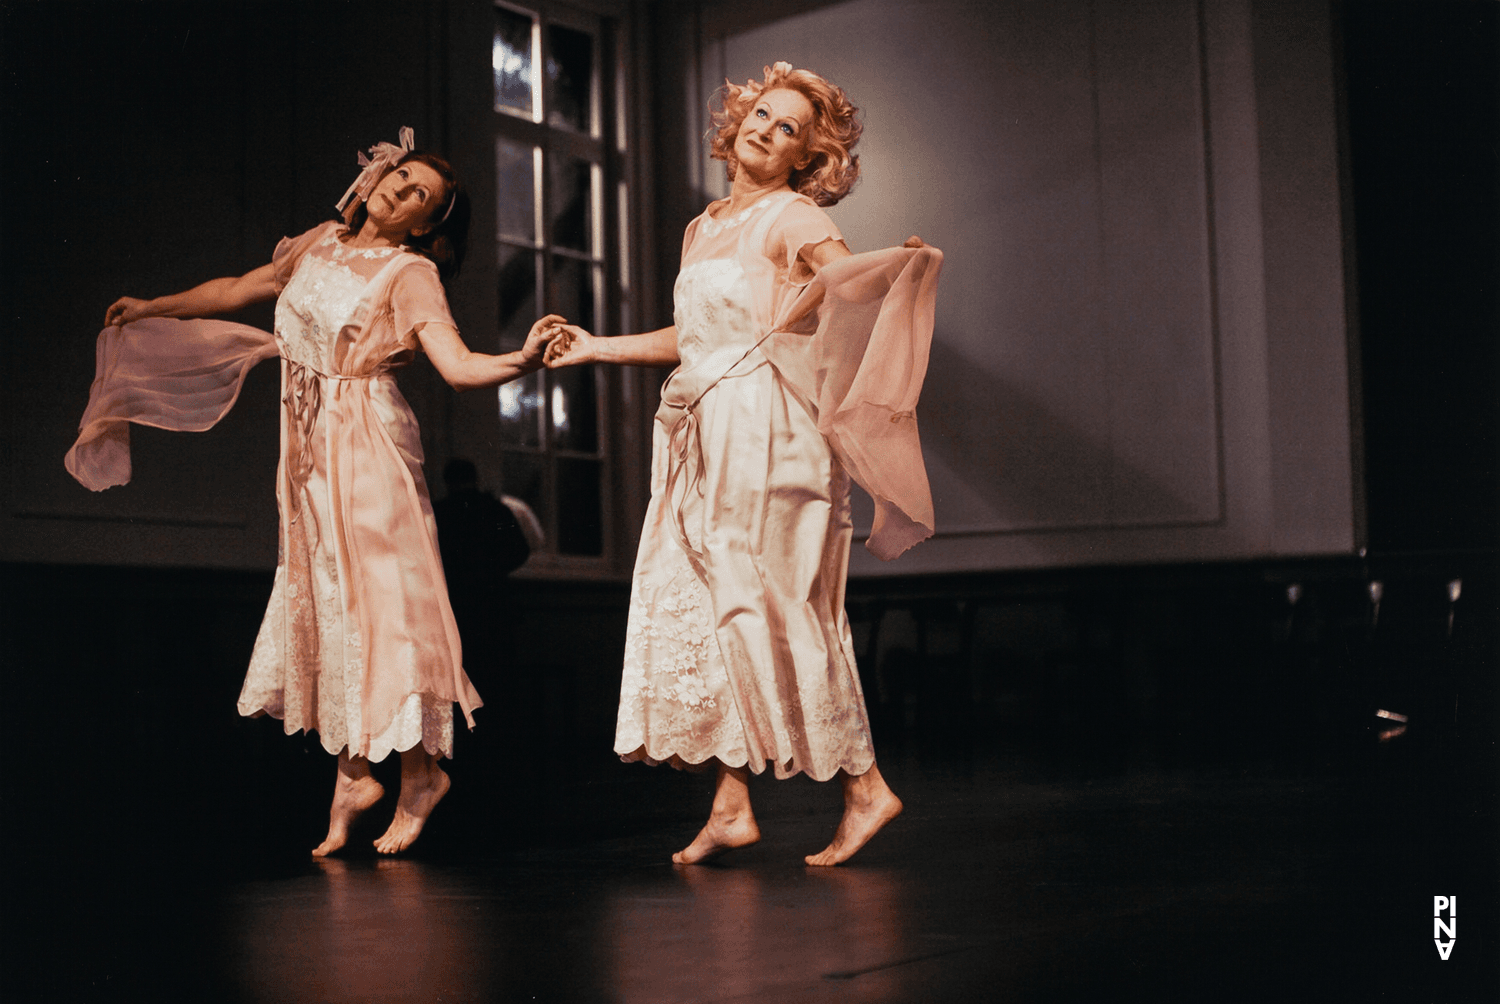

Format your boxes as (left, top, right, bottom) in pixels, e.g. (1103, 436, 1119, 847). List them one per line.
(521, 314, 569, 368)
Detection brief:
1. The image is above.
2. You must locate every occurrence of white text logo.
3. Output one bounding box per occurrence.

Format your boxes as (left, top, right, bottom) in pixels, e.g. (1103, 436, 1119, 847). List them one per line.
(1433, 896, 1456, 960)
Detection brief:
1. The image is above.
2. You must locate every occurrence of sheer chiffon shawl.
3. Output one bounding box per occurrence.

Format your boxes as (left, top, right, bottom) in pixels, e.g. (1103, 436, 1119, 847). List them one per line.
(65, 318, 279, 490)
(764, 243, 943, 560)
(65, 228, 480, 751)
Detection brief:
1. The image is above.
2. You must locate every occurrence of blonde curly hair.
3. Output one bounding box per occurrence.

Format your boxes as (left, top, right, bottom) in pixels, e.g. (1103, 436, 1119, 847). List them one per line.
(709, 61, 862, 207)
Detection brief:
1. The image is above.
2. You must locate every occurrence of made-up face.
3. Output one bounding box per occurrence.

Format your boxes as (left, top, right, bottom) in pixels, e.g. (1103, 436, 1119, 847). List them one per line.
(366, 161, 448, 238)
(733, 87, 815, 185)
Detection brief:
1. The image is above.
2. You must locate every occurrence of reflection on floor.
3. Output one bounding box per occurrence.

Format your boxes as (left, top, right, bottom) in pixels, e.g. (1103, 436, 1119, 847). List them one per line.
(210, 757, 1491, 1003)
(12, 746, 1498, 1002)
(2, 559, 1495, 1002)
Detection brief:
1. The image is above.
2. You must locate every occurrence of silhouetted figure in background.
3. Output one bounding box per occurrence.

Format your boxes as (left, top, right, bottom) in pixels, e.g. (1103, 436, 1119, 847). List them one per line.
(68, 129, 566, 857)
(434, 458, 534, 672)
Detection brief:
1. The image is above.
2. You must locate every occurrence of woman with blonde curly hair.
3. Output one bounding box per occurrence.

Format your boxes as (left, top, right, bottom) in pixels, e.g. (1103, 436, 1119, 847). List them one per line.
(547, 63, 943, 866)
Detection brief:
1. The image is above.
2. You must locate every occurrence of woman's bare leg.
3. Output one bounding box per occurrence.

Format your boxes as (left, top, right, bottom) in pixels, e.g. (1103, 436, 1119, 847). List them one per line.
(313, 751, 386, 857)
(804, 762, 903, 866)
(373, 746, 451, 855)
(673, 763, 761, 864)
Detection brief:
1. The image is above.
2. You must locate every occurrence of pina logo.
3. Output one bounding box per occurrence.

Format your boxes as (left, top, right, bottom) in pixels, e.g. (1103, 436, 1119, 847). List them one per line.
(1433, 896, 1456, 960)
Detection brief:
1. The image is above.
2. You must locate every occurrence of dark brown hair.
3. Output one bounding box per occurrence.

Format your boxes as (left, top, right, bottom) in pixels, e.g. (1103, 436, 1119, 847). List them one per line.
(340, 150, 471, 281)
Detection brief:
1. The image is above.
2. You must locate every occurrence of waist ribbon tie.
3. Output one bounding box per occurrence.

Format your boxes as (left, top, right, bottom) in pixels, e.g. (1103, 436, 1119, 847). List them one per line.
(657, 335, 778, 580)
(283, 361, 324, 524)
(283, 361, 374, 525)
(661, 398, 709, 579)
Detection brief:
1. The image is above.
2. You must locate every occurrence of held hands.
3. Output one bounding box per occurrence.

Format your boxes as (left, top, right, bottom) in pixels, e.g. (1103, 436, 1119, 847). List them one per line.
(521, 314, 570, 368)
(542, 322, 598, 368)
(103, 297, 153, 327)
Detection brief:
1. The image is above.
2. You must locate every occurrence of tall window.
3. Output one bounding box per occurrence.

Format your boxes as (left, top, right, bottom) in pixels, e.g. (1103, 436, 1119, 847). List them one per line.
(492, 1, 630, 568)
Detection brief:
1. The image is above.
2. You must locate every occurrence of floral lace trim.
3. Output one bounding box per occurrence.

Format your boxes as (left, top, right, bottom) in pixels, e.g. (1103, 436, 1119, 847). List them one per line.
(617, 745, 875, 781)
(616, 555, 748, 770)
(274, 252, 375, 370)
(697, 194, 778, 239)
(239, 565, 456, 761)
(671, 257, 755, 370)
(321, 229, 400, 261)
(615, 518, 876, 782)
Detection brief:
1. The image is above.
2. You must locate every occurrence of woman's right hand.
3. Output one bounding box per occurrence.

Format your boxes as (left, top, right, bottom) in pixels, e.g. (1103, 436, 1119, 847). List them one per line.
(544, 323, 599, 367)
(103, 297, 153, 327)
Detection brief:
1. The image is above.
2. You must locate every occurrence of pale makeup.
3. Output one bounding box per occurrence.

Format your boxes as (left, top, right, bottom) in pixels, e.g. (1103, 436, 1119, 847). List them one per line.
(733, 88, 815, 185)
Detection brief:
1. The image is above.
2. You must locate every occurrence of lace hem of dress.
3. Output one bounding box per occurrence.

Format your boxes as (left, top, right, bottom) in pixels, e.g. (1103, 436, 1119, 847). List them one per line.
(616, 743, 876, 783)
(239, 690, 455, 761)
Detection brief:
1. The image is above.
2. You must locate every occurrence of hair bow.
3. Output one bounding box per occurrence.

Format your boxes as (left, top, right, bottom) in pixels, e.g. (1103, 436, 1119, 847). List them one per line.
(334, 126, 415, 215)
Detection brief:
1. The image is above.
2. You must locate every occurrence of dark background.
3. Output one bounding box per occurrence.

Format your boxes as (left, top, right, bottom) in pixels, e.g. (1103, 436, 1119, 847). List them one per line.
(1, 0, 1496, 999)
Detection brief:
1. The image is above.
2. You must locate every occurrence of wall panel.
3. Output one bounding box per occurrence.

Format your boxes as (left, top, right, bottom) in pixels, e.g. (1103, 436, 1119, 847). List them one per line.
(680, 0, 1356, 573)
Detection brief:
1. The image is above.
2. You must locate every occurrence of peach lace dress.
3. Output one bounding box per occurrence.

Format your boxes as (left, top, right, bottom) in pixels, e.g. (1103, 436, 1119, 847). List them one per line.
(67, 222, 481, 760)
(615, 192, 943, 781)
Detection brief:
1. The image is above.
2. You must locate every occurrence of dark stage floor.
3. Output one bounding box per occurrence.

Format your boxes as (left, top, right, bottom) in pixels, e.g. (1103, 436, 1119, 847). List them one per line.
(8, 742, 1496, 1001)
(3, 562, 1496, 1002)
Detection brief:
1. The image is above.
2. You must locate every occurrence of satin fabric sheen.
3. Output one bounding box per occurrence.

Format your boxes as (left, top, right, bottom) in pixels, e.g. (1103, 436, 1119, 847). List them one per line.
(615, 193, 942, 781)
(65, 222, 480, 759)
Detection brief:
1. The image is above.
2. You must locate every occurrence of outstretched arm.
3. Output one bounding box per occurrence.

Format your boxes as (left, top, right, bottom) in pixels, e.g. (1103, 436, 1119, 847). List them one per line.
(542, 237, 925, 369)
(103, 262, 281, 327)
(544, 324, 679, 368)
(417, 314, 567, 392)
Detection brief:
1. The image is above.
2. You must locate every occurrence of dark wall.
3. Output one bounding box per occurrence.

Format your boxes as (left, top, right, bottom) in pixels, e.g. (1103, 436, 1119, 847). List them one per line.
(6, 1, 1492, 573)
(1342, 1, 1499, 554)
(1, 0, 460, 568)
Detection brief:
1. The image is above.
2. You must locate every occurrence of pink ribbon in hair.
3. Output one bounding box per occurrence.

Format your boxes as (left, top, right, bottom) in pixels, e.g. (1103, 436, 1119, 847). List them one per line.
(334, 126, 415, 214)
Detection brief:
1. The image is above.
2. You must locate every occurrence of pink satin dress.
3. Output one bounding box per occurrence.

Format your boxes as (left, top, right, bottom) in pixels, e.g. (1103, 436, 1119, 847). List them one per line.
(67, 222, 480, 761)
(615, 192, 943, 781)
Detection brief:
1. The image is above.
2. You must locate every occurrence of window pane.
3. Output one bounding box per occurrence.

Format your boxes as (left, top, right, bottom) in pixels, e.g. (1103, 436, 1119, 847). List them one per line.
(549, 366, 598, 454)
(500, 450, 546, 516)
(498, 371, 543, 448)
(497, 244, 538, 349)
(545, 24, 593, 132)
(493, 6, 535, 117)
(495, 138, 536, 243)
(548, 156, 592, 253)
(556, 458, 602, 555)
(549, 255, 595, 333)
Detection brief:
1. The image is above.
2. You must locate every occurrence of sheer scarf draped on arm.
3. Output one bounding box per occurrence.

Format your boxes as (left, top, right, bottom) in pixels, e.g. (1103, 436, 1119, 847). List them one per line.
(765, 243, 944, 560)
(64, 224, 480, 749)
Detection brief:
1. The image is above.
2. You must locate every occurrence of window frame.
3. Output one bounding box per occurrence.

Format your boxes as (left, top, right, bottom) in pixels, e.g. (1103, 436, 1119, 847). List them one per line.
(490, 0, 637, 578)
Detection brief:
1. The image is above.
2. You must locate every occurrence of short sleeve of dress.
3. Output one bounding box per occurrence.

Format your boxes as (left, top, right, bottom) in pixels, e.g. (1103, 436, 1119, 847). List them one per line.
(272, 221, 340, 293)
(679, 216, 704, 266)
(389, 259, 456, 348)
(772, 197, 844, 284)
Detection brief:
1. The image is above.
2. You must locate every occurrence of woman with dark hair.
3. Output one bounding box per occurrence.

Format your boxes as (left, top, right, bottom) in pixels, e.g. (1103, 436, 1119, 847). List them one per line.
(546, 64, 943, 866)
(68, 128, 561, 855)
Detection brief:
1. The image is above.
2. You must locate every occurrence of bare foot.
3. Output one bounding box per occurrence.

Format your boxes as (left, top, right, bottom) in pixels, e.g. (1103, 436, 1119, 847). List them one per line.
(805, 766, 903, 867)
(313, 772, 384, 857)
(374, 756, 450, 855)
(672, 812, 761, 865)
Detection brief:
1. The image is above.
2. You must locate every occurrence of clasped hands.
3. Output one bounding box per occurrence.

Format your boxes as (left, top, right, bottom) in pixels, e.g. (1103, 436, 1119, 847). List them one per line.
(524, 314, 594, 369)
